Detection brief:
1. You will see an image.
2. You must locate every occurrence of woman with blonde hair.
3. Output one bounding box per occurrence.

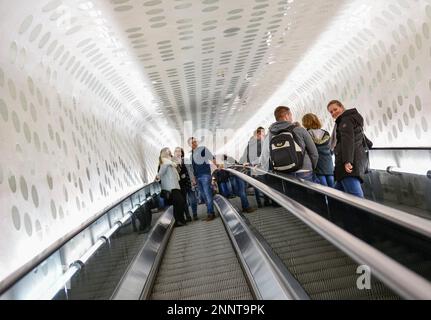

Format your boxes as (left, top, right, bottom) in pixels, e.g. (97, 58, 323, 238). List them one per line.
(302, 113, 334, 187)
(157, 147, 187, 226)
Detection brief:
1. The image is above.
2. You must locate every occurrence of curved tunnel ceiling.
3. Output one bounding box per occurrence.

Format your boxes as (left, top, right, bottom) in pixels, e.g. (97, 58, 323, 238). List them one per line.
(83, 0, 431, 151)
(94, 0, 347, 135)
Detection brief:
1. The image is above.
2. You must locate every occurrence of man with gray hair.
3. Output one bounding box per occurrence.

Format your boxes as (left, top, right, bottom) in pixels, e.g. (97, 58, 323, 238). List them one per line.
(240, 127, 272, 207)
(188, 137, 217, 221)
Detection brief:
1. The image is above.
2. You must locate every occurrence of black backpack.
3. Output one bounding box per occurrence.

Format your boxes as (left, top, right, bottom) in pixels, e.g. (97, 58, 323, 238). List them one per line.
(269, 125, 304, 173)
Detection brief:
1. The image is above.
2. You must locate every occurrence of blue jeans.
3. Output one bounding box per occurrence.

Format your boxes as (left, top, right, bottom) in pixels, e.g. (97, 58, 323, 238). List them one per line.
(288, 171, 314, 182)
(197, 174, 214, 215)
(254, 187, 263, 206)
(187, 189, 198, 216)
(218, 182, 232, 197)
(229, 176, 238, 196)
(233, 176, 250, 210)
(335, 177, 364, 198)
(317, 175, 335, 188)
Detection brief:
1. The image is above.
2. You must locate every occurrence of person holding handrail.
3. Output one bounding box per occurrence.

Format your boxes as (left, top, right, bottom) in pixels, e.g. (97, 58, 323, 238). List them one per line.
(240, 127, 272, 207)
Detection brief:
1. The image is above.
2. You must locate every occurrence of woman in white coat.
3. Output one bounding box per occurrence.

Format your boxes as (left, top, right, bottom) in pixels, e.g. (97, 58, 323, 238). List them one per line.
(157, 147, 187, 226)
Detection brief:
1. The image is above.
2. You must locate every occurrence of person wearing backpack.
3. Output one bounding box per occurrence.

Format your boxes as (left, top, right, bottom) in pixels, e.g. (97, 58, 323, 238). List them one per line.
(259, 106, 319, 182)
(302, 113, 335, 187)
(327, 100, 373, 198)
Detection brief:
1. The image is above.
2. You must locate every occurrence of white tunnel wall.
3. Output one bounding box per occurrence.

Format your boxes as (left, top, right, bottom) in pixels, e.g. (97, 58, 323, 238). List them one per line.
(0, 1, 159, 288)
(226, 0, 431, 160)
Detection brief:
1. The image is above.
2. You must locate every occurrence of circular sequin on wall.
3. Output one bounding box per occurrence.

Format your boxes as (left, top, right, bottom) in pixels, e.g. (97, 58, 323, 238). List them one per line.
(9, 175, 17, 193)
(11, 111, 21, 133)
(31, 185, 39, 208)
(11, 206, 21, 230)
(20, 176, 29, 200)
(0, 99, 8, 122)
(50, 200, 57, 219)
(24, 213, 33, 237)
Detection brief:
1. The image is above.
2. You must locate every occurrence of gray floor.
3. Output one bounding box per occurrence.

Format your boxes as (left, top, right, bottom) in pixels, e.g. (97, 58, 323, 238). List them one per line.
(150, 204, 253, 300)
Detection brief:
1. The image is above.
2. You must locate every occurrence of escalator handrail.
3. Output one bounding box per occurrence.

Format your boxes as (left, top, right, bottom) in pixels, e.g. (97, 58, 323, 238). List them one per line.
(233, 165, 431, 238)
(369, 147, 431, 151)
(226, 169, 431, 299)
(214, 195, 310, 300)
(0, 181, 160, 296)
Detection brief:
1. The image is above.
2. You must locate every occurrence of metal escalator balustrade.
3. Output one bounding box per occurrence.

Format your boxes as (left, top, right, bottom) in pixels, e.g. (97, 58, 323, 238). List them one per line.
(232, 201, 397, 300)
(231, 166, 431, 284)
(0, 181, 161, 300)
(114, 194, 308, 300)
(226, 169, 431, 299)
(235, 165, 431, 238)
(150, 213, 253, 300)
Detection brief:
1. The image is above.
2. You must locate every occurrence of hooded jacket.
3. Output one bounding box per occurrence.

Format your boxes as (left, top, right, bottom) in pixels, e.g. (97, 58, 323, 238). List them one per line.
(239, 136, 262, 165)
(334, 108, 369, 182)
(307, 129, 334, 176)
(259, 121, 319, 173)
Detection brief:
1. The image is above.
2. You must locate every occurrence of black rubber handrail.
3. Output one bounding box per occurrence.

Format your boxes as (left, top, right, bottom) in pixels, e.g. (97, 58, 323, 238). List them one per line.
(226, 169, 431, 299)
(231, 165, 431, 238)
(0, 181, 159, 296)
(370, 147, 431, 151)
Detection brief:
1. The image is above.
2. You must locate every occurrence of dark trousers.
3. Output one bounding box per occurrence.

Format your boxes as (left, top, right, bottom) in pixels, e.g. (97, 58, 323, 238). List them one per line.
(180, 187, 191, 219)
(171, 189, 186, 223)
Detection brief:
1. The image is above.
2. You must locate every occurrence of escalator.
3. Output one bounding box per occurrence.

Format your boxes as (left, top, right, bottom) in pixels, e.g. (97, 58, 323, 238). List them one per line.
(229, 198, 398, 299)
(56, 178, 431, 300)
(3, 174, 430, 300)
(150, 216, 253, 300)
(224, 168, 431, 300)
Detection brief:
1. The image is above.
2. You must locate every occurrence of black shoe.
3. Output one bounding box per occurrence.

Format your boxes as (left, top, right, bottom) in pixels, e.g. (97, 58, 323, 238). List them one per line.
(175, 221, 186, 227)
(186, 216, 192, 222)
(193, 216, 199, 221)
(257, 203, 263, 208)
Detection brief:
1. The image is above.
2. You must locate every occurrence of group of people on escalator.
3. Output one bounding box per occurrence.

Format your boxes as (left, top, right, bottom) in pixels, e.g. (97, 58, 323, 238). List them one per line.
(156, 99, 372, 226)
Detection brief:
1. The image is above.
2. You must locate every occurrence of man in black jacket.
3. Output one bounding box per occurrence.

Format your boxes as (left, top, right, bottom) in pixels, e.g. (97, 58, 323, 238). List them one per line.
(327, 100, 372, 198)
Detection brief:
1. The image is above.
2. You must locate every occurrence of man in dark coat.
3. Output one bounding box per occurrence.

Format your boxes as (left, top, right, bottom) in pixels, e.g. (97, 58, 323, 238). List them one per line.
(327, 100, 372, 198)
